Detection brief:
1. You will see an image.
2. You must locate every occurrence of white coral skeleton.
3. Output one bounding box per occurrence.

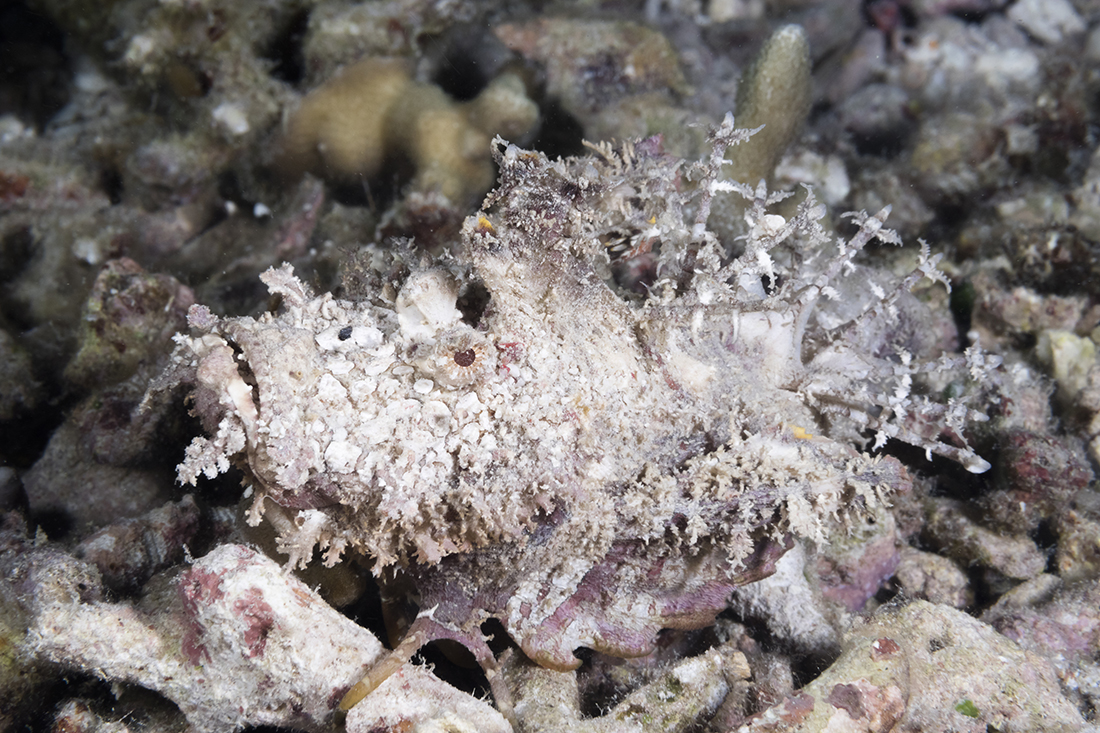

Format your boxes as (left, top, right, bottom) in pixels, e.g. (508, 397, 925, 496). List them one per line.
(150, 116, 996, 720)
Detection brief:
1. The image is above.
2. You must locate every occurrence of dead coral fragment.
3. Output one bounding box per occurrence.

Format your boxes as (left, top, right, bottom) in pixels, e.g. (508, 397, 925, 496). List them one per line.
(74, 495, 201, 593)
(493, 18, 691, 150)
(63, 257, 195, 390)
(31, 543, 508, 733)
(505, 643, 750, 732)
(277, 57, 538, 204)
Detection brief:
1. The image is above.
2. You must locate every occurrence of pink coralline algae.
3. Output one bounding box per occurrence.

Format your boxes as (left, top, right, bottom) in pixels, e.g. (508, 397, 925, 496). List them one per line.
(31, 543, 511, 733)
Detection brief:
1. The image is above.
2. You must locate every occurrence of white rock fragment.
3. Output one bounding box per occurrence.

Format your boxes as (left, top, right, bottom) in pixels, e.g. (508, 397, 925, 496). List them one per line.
(71, 237, 107, 266)
(31, 544, 503, 733)
(775, 150, 850, 206)
(123, 33, 157, 69)
(212, 102, 251, 136)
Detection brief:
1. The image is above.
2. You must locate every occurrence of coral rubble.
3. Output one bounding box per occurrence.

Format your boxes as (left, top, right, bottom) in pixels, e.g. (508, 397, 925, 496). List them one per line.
(507, 643, 750, 732)
(30, 543, 510, 733)
(740, 600, 1086, 732)
(6, 0, 1100, 729)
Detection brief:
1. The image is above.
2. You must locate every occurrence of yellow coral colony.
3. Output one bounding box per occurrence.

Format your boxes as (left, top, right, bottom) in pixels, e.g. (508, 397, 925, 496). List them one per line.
(277, 57, 539, 204)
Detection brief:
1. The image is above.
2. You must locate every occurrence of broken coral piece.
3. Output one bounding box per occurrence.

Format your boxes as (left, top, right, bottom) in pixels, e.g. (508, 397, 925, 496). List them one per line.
(982, 574, 1100, 715)
(276, 57, 538, 204)
(158, 117, 996, 715)
(923, 496, 1047, 581)
(30, 543, 506, 733)
(894, 547, 973, 608)
(0, 514, 86, 731)
(63, 257, 195, 391)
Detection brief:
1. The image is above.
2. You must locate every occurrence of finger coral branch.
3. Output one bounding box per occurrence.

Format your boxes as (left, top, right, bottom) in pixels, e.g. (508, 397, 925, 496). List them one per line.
(277, 57, 538, 205)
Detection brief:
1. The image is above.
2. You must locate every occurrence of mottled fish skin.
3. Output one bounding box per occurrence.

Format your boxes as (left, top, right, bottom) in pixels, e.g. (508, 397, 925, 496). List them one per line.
(162, 119, 991, 678)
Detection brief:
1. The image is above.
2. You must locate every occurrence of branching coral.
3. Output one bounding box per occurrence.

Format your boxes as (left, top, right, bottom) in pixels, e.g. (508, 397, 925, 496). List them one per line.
(276, 57, 539, 204)
(152, 117, 996, 719)
(724, 24, 813, 189)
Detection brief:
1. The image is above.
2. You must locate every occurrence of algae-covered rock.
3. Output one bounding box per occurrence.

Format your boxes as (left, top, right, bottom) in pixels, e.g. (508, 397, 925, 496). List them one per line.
(31, 543, 508, 733)
(984, 429, 1093, 534)
(63, 258, 194, 391)
(493, 18, 689, 130)
(983, 576, 1100, 715)
(73, 495, 202, 593)
(744, 600, 1085, 732)
(894, 547, 973, 608)
(0, 327, 42, 421)
(1053, 489, 1100, 581)
(300, 0, 479, 83)
(23, 419, 176, 531)
(0, 514, 102, 731)
(1037, 329, 1098, 408)
(22, 259, 195, 531)
(922, 496, 1047, 581)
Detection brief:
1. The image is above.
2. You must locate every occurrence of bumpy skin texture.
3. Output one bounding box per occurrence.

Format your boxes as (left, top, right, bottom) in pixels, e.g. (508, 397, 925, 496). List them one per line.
(159, 120, 991, 676)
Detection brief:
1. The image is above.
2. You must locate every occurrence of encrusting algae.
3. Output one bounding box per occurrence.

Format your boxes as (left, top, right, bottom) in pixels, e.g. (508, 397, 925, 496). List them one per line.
(148, 116, 998, 720)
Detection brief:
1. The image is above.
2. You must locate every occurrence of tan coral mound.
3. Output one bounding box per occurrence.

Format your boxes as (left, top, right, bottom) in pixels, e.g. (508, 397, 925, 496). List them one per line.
(277, 57, 538, 204)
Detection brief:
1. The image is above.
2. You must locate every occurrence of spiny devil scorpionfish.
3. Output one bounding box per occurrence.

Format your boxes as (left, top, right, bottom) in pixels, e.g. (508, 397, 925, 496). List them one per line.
(153, 117, 996, 719)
